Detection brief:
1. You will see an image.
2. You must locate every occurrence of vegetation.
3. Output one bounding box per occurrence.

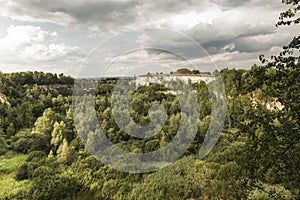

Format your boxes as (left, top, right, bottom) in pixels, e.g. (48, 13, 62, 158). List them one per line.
(175, 68, 193, 74)
(0, 1, 299, 199)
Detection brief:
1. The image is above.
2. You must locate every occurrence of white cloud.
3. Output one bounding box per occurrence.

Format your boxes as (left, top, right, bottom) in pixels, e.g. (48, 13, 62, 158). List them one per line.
(0, 25, 57, 53)
(0, 25, 83, 64)
(146, 9, 222, 31)
(21, 43, 80, 62)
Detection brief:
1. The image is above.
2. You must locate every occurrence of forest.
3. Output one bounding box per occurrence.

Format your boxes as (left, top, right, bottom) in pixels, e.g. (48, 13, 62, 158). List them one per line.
(0, 63, 299, 199)
(0, 0, 299, 199)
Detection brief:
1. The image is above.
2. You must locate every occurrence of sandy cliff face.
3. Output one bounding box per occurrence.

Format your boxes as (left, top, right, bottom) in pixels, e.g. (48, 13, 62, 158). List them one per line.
(136, 75, 215, 86)
(0, 93, 10, 106)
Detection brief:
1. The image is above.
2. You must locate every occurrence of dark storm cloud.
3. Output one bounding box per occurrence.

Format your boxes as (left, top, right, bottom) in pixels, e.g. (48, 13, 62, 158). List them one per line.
(0, 0, 287, 35)
(182, 0, 293, 55)
(186, 19, 276, 55)
(233, 31, 294, 53)
(1, 0, 206, 31)
(1, 0, 142, 31)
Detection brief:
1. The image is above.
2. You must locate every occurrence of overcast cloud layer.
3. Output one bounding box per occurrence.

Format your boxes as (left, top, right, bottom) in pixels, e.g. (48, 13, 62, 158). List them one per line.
(0, 0, 299, 76)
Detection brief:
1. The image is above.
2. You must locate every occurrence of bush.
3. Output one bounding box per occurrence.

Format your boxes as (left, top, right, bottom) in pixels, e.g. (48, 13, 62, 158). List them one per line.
(15, 163, 29, 180)
(15, 162, 39, 181)
(11, 138, 31, 153)
(247, 183, 296, 200)
(0, 136, 7, 155)
(29, 174, 81, 200)
(26, 151, 47, 162)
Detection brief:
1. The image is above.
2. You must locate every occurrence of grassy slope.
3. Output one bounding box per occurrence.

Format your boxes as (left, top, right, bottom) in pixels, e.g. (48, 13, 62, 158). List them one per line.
(0, 154, 31, 198)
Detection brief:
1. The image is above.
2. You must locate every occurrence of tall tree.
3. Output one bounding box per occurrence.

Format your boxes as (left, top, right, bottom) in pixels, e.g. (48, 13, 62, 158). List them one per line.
(244, 0, 300, 192)
(50, 121, 66, 154)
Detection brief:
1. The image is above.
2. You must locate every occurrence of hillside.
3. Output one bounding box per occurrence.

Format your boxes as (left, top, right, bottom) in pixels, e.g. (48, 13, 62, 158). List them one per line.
(0, 68, 299, 199)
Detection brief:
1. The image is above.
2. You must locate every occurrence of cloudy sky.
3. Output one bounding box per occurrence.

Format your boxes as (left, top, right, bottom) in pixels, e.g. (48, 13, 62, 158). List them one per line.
(0, 0, 298, 77)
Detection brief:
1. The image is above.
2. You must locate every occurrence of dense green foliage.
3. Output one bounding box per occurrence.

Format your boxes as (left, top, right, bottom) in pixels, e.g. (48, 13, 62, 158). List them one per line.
(0, 63, 298, 199)
(0, 1, 299, 199)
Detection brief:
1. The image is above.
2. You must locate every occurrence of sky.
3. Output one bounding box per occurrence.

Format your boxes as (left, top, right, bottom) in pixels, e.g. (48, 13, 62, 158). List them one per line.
(0, 0, 299, 77)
